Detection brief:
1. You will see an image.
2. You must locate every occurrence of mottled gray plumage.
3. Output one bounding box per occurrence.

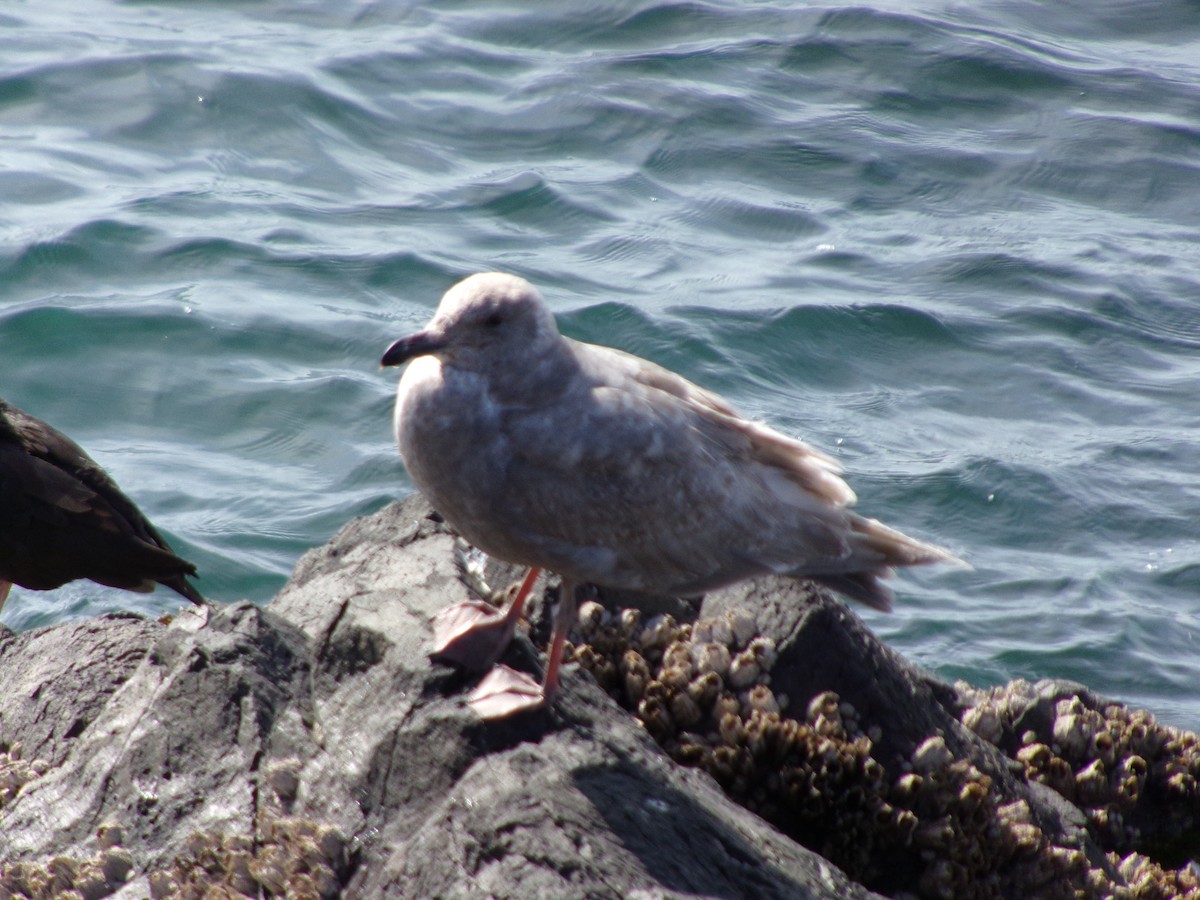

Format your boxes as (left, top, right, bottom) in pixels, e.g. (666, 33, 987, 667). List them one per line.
(0, 397, 204, 612)
(382, 273, 958, 717)
(385, 272, 955, 612)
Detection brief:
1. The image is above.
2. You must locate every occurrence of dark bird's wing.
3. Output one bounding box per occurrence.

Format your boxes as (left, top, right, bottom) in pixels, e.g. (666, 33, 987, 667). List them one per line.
(0, 398, 204, 605)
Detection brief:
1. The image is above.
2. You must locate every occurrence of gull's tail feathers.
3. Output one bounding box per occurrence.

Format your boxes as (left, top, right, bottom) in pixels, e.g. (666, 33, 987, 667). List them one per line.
(804, 513, 965, 612)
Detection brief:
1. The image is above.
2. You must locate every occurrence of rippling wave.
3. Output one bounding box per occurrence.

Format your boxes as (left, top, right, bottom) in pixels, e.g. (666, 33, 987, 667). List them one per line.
(2, 0, 1198, 725)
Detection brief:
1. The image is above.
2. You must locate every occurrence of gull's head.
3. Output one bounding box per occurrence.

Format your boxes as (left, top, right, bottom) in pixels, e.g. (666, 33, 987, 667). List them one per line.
(381, 273, 560, 370)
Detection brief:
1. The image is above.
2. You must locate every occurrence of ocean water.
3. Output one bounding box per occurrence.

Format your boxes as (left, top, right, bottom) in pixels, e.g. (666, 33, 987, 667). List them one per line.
(3, 1, 1198, 728)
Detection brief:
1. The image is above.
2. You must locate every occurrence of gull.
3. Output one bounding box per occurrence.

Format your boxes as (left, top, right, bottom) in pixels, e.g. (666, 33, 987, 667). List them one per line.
(381, 273, 958, 718)
(0, 397, 205, 614)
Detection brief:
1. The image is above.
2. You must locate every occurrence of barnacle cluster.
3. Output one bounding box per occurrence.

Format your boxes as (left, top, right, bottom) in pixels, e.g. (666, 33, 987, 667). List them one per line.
(0, 757, 348, 900)
(960, 679, 1200, 897)
(0, 741, 50, 810)
(148, 757, 348, 899)
(567, 604, 1200, 898)
(565, 606, 948, 891)
(576, 602, 902, 878)
(1106, 850, 1200, 898)
(0, 823, 134, 899)
(149, 814, 347, 900)
(888, 736, 1094, 899)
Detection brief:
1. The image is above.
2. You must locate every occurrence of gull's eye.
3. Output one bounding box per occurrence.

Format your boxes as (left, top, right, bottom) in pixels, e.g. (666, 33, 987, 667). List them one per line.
(483, 312, 503, 327)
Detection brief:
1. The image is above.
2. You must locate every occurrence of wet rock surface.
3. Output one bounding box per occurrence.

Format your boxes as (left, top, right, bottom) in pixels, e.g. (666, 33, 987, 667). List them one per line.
(0, 495, 1196, 898)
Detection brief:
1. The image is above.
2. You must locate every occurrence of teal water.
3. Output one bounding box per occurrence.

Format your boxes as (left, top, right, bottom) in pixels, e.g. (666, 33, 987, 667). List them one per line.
(3, 1, 1198, 727)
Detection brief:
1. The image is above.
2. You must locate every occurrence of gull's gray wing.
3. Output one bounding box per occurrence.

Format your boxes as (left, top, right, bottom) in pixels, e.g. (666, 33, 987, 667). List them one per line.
(491, 342, 861, 593)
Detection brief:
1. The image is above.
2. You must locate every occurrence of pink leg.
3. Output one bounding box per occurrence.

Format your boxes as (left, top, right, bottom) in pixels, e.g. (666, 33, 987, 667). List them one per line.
(539, 576, 578, 704)
(467, 577, 577, 719)
(430, 567, 540, 672)
(0, 581, 9, 616)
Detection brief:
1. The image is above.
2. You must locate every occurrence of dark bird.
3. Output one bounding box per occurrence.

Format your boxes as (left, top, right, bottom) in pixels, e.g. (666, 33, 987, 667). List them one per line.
(0, 397, 204, 614)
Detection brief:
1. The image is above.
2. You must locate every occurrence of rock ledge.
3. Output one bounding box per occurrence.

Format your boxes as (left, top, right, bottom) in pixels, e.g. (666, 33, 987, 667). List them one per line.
(1, 497, 1197, 899)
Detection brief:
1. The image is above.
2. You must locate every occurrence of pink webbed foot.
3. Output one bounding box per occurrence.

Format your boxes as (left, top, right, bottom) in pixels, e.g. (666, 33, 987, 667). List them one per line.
(466, 664, 549, 719)
(430, 599, 519, 671)
(430, 568, 540, 673)
(463, 576, 578, 721)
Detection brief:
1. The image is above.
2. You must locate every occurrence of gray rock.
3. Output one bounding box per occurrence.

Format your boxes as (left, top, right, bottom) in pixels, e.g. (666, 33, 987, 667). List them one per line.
(701, 581, 1113, 891)
(4, 494, 1188, 898)
(0, 496, 878, 899)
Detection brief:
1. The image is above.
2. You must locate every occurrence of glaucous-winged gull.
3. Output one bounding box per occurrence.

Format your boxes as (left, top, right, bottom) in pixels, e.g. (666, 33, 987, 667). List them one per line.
(0, 397, 204, 613)
(381, 273, 957, 718)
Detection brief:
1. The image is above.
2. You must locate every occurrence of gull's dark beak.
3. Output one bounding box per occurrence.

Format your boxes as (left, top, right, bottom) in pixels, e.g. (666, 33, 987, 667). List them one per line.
(381, 331, 446, 367)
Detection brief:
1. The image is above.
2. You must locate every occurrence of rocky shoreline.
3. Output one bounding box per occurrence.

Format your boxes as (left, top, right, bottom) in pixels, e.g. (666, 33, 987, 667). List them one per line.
(1, 496, 1197, 898)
